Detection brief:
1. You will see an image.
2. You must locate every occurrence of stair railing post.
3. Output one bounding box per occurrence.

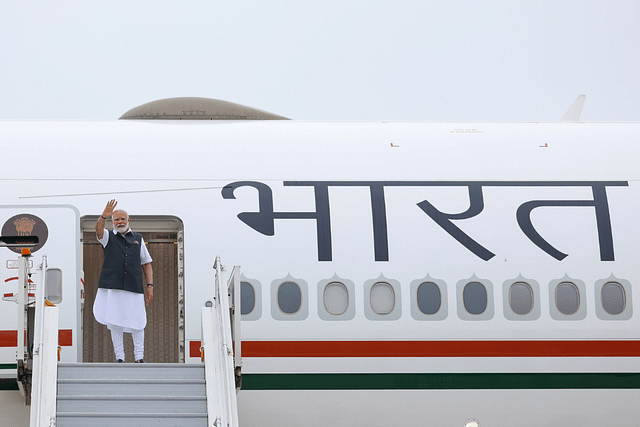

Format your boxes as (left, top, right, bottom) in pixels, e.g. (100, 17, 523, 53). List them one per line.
(204, 256, 240, 427)
(29, 255, 59, 427)
(230, 266, 242, 386)
(16, 252, 29, 397)
(40, 306, 58, 427)
(29, 257, 45, 426)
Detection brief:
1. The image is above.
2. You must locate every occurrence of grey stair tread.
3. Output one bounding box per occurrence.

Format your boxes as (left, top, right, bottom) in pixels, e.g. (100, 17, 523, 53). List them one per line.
(58, 363, 202, 367)
(57, 364, 204, 370)
(58, 378, 204, 384)
(58, 398, 206, 414)
(56, 362, 209, 424)
(57, 399, 206, 414)
(57, 362, 205, 380)
(58, 395, 206, 400)
(57, 412, 207, 417)
(57, 379, 205, 396)
(56, 414, 207, 427)
(57, 362, 205, 368)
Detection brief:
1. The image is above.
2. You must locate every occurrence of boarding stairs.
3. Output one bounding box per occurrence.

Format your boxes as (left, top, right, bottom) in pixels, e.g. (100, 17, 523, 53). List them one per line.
(56, 363, 208, 426)
(17, 252, 241, 427)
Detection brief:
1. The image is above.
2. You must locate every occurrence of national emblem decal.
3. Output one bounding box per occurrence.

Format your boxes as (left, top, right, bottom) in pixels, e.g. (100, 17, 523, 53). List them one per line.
(2, 214, 49, 253)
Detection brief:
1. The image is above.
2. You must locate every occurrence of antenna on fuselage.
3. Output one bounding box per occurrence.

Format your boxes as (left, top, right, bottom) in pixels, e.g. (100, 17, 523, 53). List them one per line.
(560, 94, 586, 122)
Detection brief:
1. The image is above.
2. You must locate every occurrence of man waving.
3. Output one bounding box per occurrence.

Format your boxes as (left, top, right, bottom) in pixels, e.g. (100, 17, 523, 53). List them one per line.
(93, 199, 153, 363)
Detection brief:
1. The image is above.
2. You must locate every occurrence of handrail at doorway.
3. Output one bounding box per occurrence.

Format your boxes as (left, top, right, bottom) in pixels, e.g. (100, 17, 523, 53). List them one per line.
(202, 256, 241, 427)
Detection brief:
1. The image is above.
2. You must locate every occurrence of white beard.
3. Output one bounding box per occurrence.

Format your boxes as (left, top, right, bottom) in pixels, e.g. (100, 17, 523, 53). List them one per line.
(114, 224, 129, 234)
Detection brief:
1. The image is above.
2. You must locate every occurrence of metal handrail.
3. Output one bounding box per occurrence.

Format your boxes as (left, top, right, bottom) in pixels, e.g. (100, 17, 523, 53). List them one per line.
(29, 307, 58, 427)
(231, 265, 242, 383)
(18, 254, 59, 427)
(202, 256, 240, 427)
(16, 252, 30, 397)
(212, 257, 242, 375)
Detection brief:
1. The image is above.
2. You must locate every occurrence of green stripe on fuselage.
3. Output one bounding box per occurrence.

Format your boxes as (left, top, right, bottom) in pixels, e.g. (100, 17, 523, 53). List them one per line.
(241, 373, 640, 390)
(0, 365, 18, 390)
(0, 379, 18, 390)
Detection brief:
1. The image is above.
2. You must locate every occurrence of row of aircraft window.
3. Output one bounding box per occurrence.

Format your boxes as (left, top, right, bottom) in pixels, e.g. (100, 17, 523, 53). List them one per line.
(238, 276, 632, 321)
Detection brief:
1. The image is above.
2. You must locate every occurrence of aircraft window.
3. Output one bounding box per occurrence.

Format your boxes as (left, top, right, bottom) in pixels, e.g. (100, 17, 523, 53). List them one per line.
(370, 282, 395, 315)
(601, 282, 625, 315)
(416, 282, 441, 315)
(324, 282, 349, 315)
(509, 282, 534, 315)
(277, 281, 302, 314)
(240, 281, 255, 315)
(463, 281, 487, 315)
(556, 282, 580, 315)
(45, 268, 63, 305)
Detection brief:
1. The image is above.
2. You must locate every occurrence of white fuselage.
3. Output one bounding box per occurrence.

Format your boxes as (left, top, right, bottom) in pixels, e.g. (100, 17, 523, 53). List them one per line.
(0, 120, 639, 426)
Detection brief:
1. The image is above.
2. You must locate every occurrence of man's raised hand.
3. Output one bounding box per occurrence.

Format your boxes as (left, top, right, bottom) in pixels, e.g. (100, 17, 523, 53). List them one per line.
(102, 199, 118, 218)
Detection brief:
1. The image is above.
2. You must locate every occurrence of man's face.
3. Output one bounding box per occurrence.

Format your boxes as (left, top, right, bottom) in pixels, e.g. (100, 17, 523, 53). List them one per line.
(113, 211, 130, 234)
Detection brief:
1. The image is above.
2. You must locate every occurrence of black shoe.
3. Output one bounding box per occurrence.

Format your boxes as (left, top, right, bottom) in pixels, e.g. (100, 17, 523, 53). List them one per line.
(116, 359, 124, 363)
(135, 359, 146, 363)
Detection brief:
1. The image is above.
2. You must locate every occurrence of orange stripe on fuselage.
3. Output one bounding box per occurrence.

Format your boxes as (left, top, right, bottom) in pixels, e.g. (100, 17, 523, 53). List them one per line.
(0, 330, 73, 347)
(188, 340, 640, 358)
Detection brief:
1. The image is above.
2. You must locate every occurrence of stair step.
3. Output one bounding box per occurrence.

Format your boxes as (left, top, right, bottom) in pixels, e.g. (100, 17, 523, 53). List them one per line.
(56, 412, 207, 427)
(57, 395, 207, 414)
(57, 378, 205, 396)
(57, 363, 204, 380)
(56, 363, 208, 427)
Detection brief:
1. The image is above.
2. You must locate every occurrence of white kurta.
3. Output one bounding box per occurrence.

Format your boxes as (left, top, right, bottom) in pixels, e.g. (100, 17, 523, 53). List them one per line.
(92, 228, 152, 332)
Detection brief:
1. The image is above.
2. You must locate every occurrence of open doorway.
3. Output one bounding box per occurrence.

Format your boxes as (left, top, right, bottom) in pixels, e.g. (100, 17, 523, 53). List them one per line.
(80, 216, 184, 363)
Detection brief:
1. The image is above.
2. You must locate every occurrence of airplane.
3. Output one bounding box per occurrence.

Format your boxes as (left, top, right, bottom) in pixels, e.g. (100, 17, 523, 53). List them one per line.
(0, 95, 639, 427)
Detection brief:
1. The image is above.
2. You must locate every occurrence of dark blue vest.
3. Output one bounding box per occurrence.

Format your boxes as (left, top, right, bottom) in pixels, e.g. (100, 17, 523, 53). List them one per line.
(98, 230, 145, 294)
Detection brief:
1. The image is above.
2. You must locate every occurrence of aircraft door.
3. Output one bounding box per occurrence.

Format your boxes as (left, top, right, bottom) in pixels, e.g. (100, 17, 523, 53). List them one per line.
(81, 216, 183, 363)
(0, 206, 81, 371)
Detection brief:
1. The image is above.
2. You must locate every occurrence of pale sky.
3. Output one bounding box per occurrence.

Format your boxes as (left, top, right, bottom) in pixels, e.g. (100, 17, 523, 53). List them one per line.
(1, 0, 639, 121)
